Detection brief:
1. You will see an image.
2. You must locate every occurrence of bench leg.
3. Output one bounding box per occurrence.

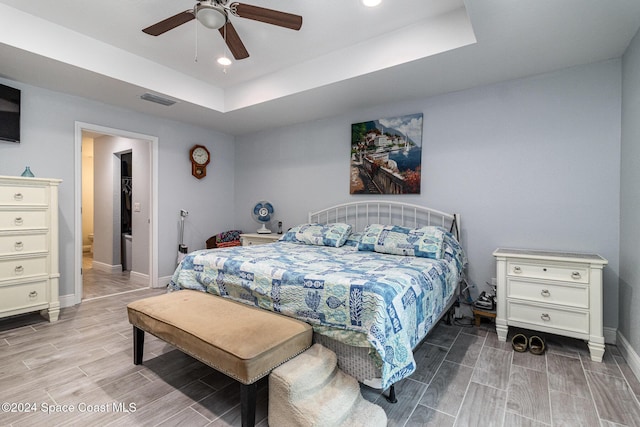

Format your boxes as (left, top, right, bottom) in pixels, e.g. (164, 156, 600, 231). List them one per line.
(240, 382, 257, 427)
(133, 326, 145, 365)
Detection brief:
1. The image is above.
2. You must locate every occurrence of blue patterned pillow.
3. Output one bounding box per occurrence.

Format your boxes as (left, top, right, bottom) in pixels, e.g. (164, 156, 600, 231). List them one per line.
(342, 231, 363, 250)
(358, 224, 445, 259)
(280, 223, 353, 247)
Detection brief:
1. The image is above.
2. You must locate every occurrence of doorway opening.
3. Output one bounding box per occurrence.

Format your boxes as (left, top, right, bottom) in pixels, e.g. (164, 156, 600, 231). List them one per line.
(74, 122, 159, 304)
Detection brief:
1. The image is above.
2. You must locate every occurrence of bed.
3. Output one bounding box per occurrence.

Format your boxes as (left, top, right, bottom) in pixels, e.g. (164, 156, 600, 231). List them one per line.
(168, 200, 466, 393)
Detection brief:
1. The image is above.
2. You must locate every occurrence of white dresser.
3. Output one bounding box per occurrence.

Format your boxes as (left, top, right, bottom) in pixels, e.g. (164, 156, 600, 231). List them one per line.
(0, 175, 61, 322)
(493, 248, 608, 361)
(240, 233, 281, 246)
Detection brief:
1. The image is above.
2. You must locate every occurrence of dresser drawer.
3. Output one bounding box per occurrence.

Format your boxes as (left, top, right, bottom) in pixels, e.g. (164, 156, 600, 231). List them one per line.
(507, 300, 589, 335)
(0, 281, 48, 311)
(0, 233, 47, 256)
(507, 259, 589, 284)
(0, 185, 48, 205)
(0, 210, 48, 230)
(507, 278, 589, 308)
(0, 256, 48, 280)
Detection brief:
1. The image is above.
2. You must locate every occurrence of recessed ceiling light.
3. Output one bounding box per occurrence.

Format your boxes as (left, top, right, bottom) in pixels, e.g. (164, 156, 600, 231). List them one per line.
(362, 0, 382, 7)
(217, 56, 232, 66)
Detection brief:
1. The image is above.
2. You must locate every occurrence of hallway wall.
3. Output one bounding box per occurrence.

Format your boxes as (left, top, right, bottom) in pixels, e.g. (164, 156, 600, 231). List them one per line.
(92, 134, 150, 278)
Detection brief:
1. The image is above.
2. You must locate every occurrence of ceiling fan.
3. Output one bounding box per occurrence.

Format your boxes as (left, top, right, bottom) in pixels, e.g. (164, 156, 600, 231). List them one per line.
(142, 1, 303, 60)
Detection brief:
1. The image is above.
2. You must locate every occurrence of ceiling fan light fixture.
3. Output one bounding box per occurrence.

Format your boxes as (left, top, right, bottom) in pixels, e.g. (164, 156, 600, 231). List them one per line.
(217, 56, 232, 66)
(196, 4, 227, 29)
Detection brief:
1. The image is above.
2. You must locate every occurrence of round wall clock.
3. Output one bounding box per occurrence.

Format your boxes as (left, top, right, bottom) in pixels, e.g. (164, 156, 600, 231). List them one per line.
(189, 145, 210, 179)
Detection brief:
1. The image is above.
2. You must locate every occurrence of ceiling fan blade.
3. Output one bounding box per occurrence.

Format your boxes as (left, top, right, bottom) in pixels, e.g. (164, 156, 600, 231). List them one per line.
(231, 3, 303, 30)
(142, 10, 195, 36)
(219, 22, 249, 60)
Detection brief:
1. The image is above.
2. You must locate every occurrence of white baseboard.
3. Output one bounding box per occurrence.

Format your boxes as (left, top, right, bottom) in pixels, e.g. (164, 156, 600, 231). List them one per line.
(129, 271, 149, 285)
(59, 293, 76, 308)
(604, 327, 617, 345)
(92, 260, 122, 274)
(60, 271, 163, 307)
(616, 330, 640, 383)
(157, 275, 173, 288)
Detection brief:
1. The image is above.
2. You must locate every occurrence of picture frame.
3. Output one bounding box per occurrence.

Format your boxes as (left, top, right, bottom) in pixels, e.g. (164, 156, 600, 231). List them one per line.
(350, 113, 423, 194)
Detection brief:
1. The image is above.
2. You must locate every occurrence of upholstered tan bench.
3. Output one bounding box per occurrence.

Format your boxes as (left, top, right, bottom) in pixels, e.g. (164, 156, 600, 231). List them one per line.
(127, 290, 313, 427)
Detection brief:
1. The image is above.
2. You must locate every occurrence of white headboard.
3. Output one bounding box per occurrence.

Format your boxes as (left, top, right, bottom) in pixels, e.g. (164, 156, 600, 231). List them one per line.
(309, 200, 460, 241)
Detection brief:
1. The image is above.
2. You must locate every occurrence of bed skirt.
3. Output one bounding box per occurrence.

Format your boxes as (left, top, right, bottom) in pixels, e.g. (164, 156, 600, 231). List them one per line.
(312, 333, 383, 389)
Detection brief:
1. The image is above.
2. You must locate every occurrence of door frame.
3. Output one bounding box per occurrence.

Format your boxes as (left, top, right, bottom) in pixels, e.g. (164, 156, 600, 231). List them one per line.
(74, 122, 159, 304)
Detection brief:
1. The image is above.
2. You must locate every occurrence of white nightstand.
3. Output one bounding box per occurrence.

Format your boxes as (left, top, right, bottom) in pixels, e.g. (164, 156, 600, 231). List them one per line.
(493, 248, 608, 362)
(240, 233, 281, 246)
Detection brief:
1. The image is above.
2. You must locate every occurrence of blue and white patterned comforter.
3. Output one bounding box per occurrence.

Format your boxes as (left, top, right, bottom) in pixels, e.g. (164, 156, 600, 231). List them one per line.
(169, 240, 465, 388)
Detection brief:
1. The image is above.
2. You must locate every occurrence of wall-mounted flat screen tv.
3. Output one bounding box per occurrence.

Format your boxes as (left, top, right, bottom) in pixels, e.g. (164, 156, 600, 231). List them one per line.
(0, 83, 21, 143)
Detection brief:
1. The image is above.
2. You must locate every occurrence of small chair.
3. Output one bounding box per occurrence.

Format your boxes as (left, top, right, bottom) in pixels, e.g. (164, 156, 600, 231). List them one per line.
(206, 229, 242, 249)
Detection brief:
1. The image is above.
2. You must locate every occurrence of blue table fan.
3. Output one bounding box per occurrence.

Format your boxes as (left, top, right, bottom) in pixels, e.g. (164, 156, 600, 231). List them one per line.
(252, 201, 274, 234)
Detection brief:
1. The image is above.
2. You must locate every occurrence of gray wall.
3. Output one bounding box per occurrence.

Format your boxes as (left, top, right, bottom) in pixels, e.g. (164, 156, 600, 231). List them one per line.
(0, 78, 237, 297)
(235, 60, 622, 329)
(620, 28, 640, 354)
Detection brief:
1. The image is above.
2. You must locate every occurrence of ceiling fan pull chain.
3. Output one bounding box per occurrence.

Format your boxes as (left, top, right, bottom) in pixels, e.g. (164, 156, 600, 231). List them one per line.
(194, 9, 199, 63)
(222, 24, 229, 73)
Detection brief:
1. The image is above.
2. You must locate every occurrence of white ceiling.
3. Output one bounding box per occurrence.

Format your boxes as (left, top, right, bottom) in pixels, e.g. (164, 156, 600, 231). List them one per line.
(1, 0, 639, 136)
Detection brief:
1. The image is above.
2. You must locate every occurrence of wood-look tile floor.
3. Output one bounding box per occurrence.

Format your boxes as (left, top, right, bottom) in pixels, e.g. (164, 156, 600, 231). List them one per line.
(82, 253, 147, 300)
(1, 289, 640, 426)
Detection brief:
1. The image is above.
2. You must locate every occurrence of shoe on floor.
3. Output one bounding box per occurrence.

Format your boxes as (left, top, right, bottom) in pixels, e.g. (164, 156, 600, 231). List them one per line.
(529, 335, 545, 355)
(511, 333, 528, 352)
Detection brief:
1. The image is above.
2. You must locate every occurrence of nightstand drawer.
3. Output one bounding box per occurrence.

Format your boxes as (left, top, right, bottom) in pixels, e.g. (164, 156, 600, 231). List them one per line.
(507, 278, 588, 308)
(0, 210, 48, 230)
(507, 300, 589, 335)
(0, 256, 48, 280)
(0, 233, 48, 256)
(240, 233, 281, 246)
(507, 260, 589, 284)
(0, 281, 48, 311)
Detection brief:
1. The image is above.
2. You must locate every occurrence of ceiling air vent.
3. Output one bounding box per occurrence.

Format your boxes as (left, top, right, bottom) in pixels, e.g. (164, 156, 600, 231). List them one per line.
(140, 92, 177, 106)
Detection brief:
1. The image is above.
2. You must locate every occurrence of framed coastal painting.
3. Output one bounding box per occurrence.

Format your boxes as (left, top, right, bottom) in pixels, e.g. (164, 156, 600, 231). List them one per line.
(350, 113, 423, 194)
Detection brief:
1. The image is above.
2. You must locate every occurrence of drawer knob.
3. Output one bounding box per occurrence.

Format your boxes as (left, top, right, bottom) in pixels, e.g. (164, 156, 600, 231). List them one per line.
(571, 271, 581, 280)
(513, 266, 522, 274)
(15, 265, 24, 274)
(29, 291, 38, 298)
(15, 241, 24, 251)
(541, 289, 551, 297)
(541, 313, 551, 321)
(14, 192, 23, 201)
(15, 217, 24, 226)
